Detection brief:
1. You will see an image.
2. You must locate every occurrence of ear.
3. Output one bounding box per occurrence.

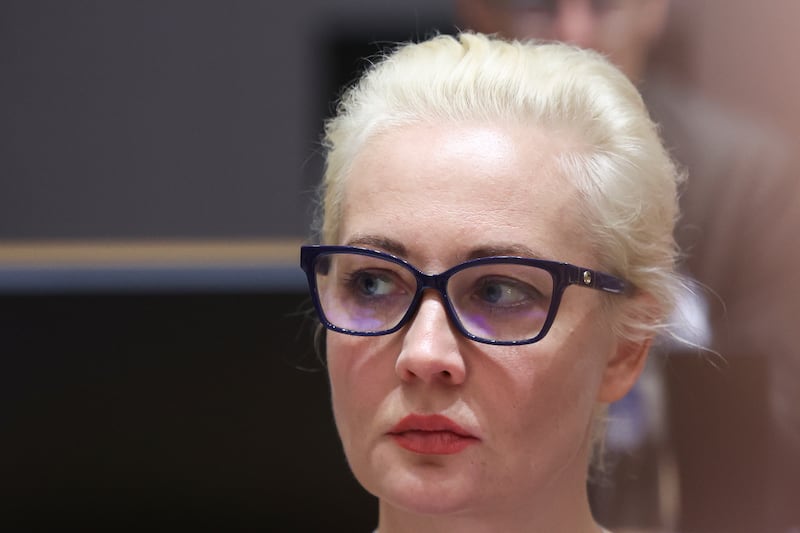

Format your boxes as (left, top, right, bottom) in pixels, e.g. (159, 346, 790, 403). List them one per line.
(596, 335, 652, 403)
(596, 291, 661, 403)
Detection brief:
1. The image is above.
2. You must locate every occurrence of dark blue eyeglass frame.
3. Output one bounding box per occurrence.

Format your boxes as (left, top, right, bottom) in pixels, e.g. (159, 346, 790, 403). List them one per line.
(300, 245, 630, 346)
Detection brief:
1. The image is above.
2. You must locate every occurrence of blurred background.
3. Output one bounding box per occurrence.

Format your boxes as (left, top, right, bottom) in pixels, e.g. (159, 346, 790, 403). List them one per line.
(2, 1, 798, 531)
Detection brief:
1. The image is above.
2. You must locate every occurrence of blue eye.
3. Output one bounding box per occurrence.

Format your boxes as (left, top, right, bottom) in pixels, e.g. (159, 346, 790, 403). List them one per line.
(348, 270, 397, 297)
(475, 277, 541, 307)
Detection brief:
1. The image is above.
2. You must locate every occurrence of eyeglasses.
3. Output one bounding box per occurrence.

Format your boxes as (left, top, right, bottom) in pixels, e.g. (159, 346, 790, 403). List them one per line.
(300, 245, 629, 346)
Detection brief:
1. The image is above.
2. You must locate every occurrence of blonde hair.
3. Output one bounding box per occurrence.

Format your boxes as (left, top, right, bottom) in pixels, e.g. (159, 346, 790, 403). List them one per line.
(317, 32, 685, 342)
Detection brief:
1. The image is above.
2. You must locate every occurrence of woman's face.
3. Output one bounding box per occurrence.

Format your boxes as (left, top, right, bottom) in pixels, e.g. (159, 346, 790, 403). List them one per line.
(327, 122, 642, 518)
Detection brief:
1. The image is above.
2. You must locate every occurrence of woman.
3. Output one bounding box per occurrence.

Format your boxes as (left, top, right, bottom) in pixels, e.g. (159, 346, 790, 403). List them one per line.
(301, 33, 683, 533)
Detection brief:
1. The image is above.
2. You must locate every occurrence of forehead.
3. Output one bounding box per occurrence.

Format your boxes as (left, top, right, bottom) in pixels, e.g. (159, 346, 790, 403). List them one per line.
(338, 122, 594, 268)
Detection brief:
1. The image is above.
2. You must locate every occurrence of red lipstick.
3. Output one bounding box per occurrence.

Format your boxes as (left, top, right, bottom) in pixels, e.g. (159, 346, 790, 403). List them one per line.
(388, 414, 479, 455)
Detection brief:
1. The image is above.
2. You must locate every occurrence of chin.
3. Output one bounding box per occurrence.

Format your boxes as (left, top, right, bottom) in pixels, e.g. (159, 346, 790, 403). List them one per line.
(365, 455, 487, 516)
(382, 485, 482, 517)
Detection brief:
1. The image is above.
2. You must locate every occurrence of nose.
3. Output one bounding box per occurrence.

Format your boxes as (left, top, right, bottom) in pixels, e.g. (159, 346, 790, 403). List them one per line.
(395, 292, 467, 386)
(553, 0, 597, 49)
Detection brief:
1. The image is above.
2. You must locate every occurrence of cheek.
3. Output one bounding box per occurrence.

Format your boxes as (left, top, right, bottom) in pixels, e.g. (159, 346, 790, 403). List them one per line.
(549, 314, 613, 406)
(326, 336, 361, 443)
(326, 334, 396, 445)
(502, 349, 599, 427)
(493, 313, 612, 444)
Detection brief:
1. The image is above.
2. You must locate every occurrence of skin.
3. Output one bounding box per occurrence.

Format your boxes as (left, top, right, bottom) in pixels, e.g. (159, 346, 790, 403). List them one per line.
(455, 0, 670, 81)
(326, 122, 650, 533)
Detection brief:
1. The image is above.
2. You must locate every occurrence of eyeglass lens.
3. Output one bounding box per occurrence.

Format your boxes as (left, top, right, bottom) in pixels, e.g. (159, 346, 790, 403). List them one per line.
(313, 252, 555, 342)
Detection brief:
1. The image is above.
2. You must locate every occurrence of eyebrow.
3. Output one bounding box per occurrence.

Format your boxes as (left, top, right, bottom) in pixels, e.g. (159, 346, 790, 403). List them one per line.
(465, 244, 545, 261)
(344, 234, 408, 257)
(344, 235, 546, 262)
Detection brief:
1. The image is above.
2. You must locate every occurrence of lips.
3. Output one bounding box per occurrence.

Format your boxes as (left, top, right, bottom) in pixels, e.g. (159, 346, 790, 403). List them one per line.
(388, 414, 480, 455)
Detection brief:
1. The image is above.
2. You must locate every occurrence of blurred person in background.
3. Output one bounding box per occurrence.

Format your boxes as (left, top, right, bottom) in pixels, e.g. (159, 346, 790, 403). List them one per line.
(455, 1, 800, 532)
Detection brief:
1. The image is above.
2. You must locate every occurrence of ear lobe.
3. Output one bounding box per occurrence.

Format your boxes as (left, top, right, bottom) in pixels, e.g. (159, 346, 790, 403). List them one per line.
(597, 336, 652, 404)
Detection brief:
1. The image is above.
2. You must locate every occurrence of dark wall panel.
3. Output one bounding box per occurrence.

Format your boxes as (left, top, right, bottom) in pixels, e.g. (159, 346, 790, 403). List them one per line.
(1, 292, 377, 530)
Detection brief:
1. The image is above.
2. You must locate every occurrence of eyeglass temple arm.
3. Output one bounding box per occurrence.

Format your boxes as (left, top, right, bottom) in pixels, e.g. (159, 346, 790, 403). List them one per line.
(568, 266, 629, 295)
